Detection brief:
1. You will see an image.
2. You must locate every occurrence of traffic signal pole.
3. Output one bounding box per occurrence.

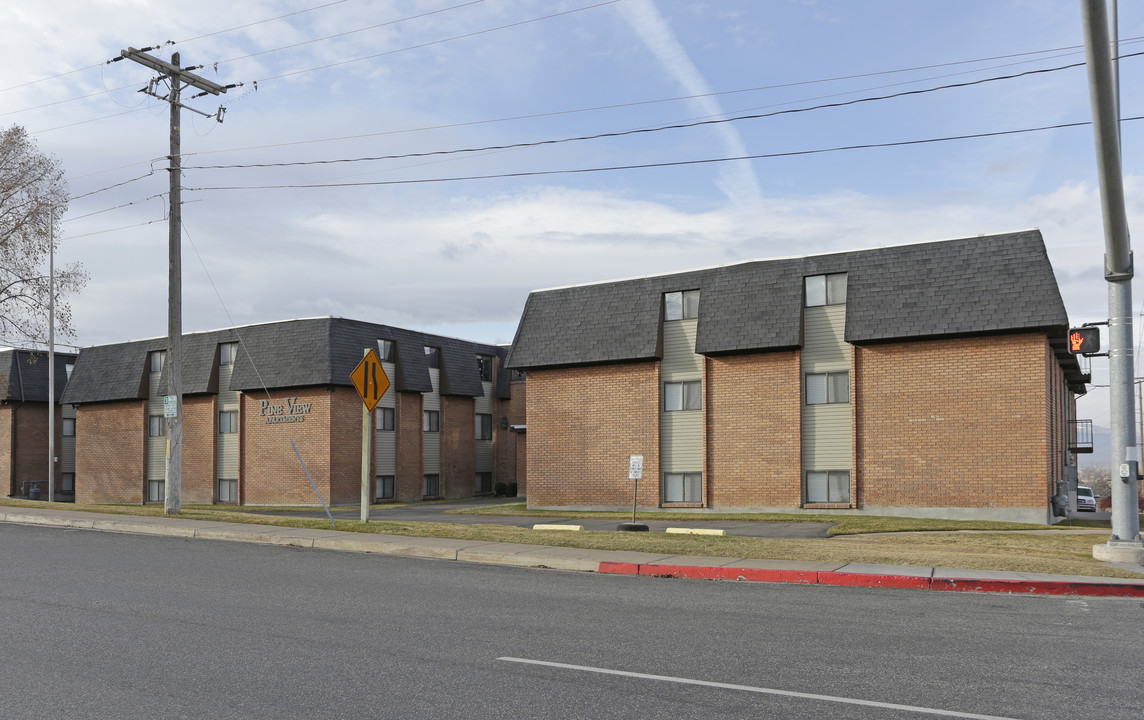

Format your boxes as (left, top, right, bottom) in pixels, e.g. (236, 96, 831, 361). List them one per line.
(1080, 0, 1143, 559)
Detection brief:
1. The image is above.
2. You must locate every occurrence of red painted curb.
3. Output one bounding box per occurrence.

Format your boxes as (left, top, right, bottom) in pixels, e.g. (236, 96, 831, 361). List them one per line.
(597, 562, 1144, 597)
(817, 571, 932, 590)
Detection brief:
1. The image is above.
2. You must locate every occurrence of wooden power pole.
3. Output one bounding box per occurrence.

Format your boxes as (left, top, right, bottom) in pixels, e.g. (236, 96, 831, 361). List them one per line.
(119, 48, 227, 514)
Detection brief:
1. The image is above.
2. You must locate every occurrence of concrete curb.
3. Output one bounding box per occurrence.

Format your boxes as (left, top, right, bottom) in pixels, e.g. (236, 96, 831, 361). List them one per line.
(597, 561, 1144, 597)
(5, 508, 1144, 597)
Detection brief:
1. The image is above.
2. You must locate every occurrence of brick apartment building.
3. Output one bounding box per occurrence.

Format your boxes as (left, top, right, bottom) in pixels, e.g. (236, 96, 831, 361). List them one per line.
(0, 349, 77, 499)
(506, 230, 1090, 524)
(60, 317, 524, 506)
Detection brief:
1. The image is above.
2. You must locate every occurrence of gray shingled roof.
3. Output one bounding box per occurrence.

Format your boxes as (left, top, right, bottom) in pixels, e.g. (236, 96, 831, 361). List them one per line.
(62, 318, 507, 404)
(0, 350, 78, 403)
(507, 230, 1073, 367)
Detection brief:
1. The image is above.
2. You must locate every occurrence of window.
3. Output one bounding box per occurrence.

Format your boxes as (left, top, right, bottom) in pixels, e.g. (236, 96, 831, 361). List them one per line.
(377, 475, 395, 500)
(806, 470, 851, 504)
(664, 290, 700, 321)
(377, 407, 395, 431)
(424, 473, 440, 496)
(217, 478, 238, 503)
(510, 369, 526, 381)
(378, 339, 395, 362)
(219, 410, 238, 434)
(65, 363, 74, 380)
(149, 350, 165, 373)
(147, 479, 164, 503)
(148, 415, 165, 437)
(805, 372, 850, 405)
(423, 410, 440, 432)
(805, 273, 847, 307)
(63, 418, 76, 437)
(219, 342, 238, 366)
(61, 473, 75, 493)
(664, 381, 701, 411)
(424, 346, 440, 369)
(664, 472, 702, 503)
(476, 354, 494, 382)
(476, 413, 493, 441)
(475, 472, 492, 494)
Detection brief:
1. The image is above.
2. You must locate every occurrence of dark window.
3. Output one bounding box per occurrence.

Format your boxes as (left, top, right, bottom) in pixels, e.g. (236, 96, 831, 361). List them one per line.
(148, 415, 165, 437)
(511, 369, 526, 381)
(378, 475, 395, 500)
(217, 478, 238, 503)
(149, 351, 165, 373)
(664, 381, 701, 411)
(806, 471, 851, 503)
(61, 473, 75, 493)
(475, 472, 492, 494)
(147, 480, 164, 503)
(424, 474, 440, 496)
(378, 340, 395, 362)
(476, 414, 493, 441)
(423, 410, 440, 433)
(664, 290, 700, 321)
(63, 418, 76, 437)
(805, 372, 850, 405)
(378, 407, 395, 431)
(805, 273, 847, 307)
(219, 410, 238, 434)
(477, 354, 494, 382)
(424, 346, 440, 369)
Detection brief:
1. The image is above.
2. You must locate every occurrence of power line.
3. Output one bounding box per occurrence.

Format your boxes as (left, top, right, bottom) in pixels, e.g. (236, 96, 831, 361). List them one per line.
(63, 193, 167, 223)
(68, 170, 159, 202)
(186, 116, 1143, 192)
(185, 54, 1134, 171)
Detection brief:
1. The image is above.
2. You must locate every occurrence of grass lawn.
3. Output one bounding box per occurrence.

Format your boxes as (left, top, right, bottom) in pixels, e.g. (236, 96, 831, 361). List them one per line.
(3, 498, 1142, 580)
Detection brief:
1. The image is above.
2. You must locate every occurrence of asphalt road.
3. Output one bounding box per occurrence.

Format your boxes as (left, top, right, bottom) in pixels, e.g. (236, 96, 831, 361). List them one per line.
(251, 496, 836, 538)
(2, 523, 1140, 719)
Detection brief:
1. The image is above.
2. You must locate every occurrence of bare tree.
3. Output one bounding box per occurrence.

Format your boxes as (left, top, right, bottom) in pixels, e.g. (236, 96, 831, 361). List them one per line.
(0, 125, 86, 347)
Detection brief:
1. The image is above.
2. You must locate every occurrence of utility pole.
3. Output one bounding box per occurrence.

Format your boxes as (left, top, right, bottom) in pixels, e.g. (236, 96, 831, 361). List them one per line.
(120, 48, 227, 515)
(1079, 0, 1143, 561)
(47, 202, 55, 503)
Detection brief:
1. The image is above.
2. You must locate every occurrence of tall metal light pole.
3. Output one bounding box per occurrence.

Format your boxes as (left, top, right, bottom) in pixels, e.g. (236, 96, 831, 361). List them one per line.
(1080, 0, 1143, 561)
(119, 48, 227, 514)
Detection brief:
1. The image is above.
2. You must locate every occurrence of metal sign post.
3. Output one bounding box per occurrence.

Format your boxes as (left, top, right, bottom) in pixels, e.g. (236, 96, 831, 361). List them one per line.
(618, 455, 648, 532)
(351, 348, 390, 523)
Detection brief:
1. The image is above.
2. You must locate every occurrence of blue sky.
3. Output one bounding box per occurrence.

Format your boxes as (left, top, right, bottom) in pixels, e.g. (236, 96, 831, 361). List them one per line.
(2, 0, 1142, 427)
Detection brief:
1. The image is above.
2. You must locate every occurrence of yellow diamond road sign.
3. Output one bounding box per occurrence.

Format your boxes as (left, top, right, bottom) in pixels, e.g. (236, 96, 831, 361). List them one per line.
(351, 348, 390, 412)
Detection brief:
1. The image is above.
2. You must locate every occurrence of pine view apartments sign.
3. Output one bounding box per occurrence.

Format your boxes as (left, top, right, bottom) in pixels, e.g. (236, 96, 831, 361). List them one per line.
(260, 397, 313, 424)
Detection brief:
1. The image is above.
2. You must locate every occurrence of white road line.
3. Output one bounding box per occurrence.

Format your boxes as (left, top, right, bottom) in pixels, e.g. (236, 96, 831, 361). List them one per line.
(497, 657, 1023, 720)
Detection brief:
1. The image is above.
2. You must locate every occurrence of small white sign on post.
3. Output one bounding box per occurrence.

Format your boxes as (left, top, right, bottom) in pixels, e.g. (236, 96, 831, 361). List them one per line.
(629, 455, 644, 480)
(163, 395, 178, 418)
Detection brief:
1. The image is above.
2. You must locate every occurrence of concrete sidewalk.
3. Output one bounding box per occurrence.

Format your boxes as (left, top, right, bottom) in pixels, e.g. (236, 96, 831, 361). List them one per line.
(3, 506, 1143, 598)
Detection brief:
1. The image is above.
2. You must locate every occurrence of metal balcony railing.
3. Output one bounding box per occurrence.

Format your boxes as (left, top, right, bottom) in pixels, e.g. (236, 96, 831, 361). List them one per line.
(1070, 419, 1094, 454)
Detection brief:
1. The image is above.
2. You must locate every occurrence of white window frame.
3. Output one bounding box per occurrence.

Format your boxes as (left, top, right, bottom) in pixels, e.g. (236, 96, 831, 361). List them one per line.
(806, 470, 851, 504)
(663, 472, 702, 503)
(378, 339, 395, 362)
(805, 273, 847, 307)
(377, 407, 395, 431)
(63, 418, 76, 437)
(148, 415, 165, 437)
(219, 410, 238, 434)
(805, 372, 850, 405)
(217, 478, 238, 503)
(146, 479, 164, 503)
(664, 380, 702, 411)
(423, 410, 440, 432)
(664, 290, 700, 321)
(149, 350, 165, 373)
(219, 342, 238, 366)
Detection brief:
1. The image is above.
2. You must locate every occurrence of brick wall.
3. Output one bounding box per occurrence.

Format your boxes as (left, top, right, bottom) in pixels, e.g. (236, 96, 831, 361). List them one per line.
(705, 351, 802, 507)
(854, 333, 1051, 510)
(526, 363, 659, 508)
(181, 395, 216, 504)
(441, 394, 475, 498)
(241, 389, 332, 506)
(329, 387, 366, 505)
(394, 391, 423, 501)
(0, 405, 11, 495)
(76, 401, 145, 504)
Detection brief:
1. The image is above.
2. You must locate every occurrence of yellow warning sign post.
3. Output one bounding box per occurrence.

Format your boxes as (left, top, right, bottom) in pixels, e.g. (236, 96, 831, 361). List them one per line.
(351, 349, 390, 521)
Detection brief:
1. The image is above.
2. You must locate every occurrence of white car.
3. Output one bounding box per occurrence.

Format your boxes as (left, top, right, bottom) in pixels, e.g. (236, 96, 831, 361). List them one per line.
(1076, 485, 1098, 512)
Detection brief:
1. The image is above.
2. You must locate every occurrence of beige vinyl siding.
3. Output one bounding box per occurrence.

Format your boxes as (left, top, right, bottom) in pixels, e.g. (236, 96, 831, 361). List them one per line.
(660, 317, 703, 484)
(374, 361, 397, 475)
(216, 359, 239, 478)
(423, 368, 440, 474)
(801, 304, 852, 471)
(475, 379, 494, 472)
(145, 368, 165, 480)
(61, 404, 76, 473)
